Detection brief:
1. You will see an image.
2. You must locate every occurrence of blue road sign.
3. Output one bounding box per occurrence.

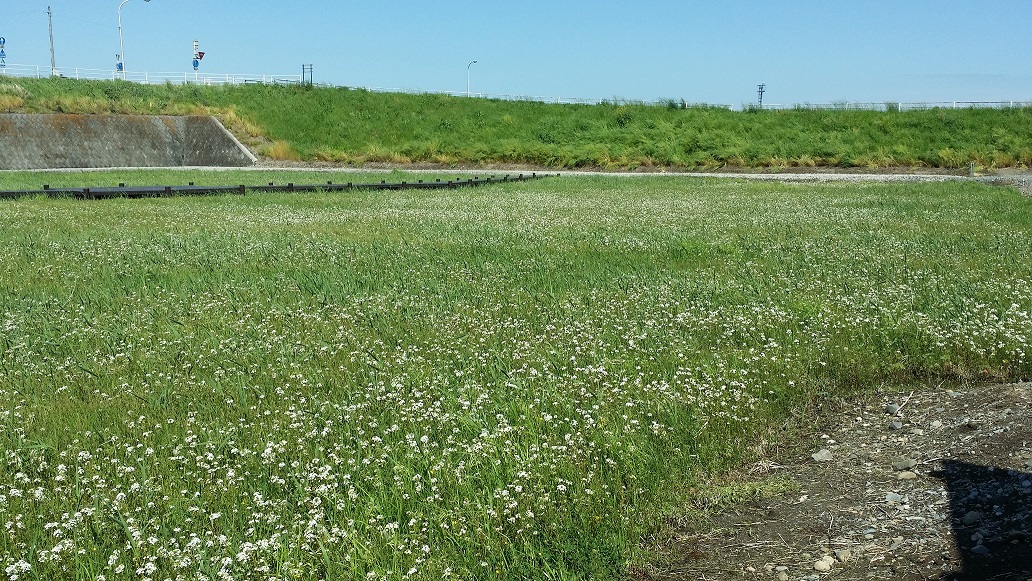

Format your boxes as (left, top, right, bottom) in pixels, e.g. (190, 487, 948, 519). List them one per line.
(0, 50, 6, 59)
(0, 37, 6, 46)
(192, 59, 199, 70)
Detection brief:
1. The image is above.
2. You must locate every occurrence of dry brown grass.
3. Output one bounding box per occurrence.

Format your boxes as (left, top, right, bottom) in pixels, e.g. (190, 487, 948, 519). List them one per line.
(261, 140, 300, 161)
(0, 95, 24, 112)
(215, 107, 266, 139)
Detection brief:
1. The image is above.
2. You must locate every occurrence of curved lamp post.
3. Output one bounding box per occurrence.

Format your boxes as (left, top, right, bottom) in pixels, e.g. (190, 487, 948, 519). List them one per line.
(466, 60, 477, 97)
(118, 0, 152, 79)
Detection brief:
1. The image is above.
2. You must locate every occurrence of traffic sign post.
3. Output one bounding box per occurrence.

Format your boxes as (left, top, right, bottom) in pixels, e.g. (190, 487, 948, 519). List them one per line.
(192, 40, 204, 72)
(1, 37, 7, 73)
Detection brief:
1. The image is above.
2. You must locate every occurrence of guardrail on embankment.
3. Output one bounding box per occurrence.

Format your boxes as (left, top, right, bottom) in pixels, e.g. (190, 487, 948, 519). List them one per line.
(1, 64, 303, 86)
(758, 101, 1032, 112)
(0, 173, 557, 201)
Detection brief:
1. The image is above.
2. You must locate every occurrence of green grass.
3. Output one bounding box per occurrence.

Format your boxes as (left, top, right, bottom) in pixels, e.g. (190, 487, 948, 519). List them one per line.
(1, 175, 1030, 580)
(4, 77, 1032, 170)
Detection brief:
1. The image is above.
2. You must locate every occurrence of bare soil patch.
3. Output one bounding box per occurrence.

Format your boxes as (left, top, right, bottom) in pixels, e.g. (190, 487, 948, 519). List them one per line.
(635, 383, 1032, 581)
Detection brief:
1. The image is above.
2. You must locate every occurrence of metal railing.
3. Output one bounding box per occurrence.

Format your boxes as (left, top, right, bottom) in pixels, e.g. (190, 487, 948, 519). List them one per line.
(1, 63, 1029, 111)
(0, 63, 302, 86)
(754, 101, 1032, 112)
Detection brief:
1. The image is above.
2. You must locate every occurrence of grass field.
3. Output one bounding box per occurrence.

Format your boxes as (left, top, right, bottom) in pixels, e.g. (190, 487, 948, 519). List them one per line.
(4, 78, 1032, 170)
(1, 174, 1031, 580)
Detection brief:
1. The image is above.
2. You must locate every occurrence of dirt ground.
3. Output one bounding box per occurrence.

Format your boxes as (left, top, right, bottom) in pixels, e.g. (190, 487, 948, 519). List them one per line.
(634, 382, 1032, 581)
(255, 160, 1032, 197)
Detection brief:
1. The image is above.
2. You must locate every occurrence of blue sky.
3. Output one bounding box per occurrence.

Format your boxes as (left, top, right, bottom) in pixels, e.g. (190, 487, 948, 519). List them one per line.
(3, 0, 1031, 106)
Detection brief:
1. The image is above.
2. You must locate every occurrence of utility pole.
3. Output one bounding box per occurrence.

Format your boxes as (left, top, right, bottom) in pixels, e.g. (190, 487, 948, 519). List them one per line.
(48, 6, 59, 77)
(757, 83, 766, 109)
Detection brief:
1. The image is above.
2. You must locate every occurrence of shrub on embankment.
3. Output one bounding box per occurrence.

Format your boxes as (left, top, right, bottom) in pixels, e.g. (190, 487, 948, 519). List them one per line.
(3, 77, 1032, 170)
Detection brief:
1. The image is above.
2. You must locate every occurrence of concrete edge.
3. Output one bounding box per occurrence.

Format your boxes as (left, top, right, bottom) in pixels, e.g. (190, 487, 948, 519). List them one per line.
(208, 116, 258, 165)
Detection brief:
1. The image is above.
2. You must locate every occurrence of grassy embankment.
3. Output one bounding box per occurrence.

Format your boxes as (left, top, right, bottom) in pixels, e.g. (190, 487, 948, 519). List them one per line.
(3, 77, 1032, 170)
(1, 175, 1030, 579)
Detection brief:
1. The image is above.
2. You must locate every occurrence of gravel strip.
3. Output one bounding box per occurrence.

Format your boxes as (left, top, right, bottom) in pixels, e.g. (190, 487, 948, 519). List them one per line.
(635, 383, 1032, 581)
(9, 163, 1032, 196)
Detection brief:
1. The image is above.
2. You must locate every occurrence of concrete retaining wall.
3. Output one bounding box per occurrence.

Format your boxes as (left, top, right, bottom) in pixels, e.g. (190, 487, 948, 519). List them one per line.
(0, 114, 257, 170)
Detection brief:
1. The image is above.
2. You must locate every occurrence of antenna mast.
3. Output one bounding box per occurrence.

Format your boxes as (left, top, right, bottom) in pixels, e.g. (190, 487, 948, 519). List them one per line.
(48, 6, 58, 76)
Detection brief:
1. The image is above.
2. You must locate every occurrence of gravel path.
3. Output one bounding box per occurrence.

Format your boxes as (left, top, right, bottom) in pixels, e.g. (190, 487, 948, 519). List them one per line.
(11, 163, 1032, 197)
(635, 383, 1032, 581)
(251, 164, 1032, 196)
(272, 165, 1032, 197)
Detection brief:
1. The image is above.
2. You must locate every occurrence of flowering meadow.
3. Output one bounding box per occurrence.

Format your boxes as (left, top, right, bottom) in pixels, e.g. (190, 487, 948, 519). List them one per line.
(1, 175, 1030, 580)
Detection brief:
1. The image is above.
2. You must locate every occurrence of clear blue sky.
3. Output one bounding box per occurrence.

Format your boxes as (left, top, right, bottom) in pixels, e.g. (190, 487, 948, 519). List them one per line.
(3, 0, 1031, 106)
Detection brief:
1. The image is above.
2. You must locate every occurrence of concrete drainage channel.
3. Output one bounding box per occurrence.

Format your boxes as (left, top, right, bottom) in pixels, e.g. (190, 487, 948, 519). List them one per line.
(0, 173, 558, 200)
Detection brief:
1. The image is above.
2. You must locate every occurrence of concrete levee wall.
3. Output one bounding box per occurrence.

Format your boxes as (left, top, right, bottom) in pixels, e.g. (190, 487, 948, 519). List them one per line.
(0, 114, 257, 170)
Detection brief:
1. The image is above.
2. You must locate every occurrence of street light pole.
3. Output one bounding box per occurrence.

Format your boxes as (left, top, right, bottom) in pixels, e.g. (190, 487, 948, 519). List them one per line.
(117, 0, 151, 80)
(467, 60, 477, 97)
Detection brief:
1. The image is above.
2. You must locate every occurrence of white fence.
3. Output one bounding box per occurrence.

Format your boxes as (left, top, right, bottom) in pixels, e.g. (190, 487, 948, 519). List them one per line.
(0, 63, 710, 106)
(1, 63, 1030, 111)
(759, 101, 1032, 112)
(0, 63, 302, 86)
